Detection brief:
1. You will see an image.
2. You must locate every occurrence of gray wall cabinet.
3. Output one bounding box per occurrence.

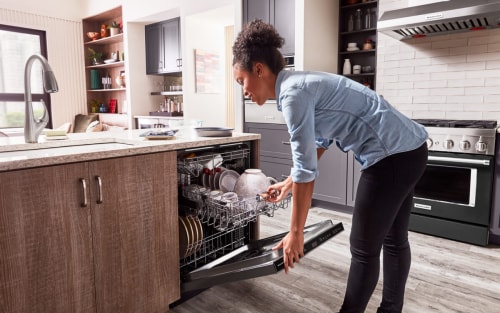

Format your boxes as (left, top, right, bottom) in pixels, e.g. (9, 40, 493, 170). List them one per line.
(145, 17, 182, 74)
(242, 0, 295, 56)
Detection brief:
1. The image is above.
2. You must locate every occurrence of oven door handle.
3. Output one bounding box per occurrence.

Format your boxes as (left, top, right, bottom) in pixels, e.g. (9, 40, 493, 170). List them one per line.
(428, 155, 490, 166)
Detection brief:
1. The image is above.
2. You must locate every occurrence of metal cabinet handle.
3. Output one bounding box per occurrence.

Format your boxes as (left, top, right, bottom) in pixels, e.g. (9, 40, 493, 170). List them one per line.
(95, 176, 103, 204)
(281, 141, 291, 145)
(80, 178, 88, 207)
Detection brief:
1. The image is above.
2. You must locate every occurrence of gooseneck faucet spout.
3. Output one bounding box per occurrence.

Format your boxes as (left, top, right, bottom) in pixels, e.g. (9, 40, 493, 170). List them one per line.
(24, 54, 59, 143)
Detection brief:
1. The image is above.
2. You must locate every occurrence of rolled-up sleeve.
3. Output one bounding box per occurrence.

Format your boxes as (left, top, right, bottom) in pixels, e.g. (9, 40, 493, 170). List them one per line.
(281, 94, 318, 183)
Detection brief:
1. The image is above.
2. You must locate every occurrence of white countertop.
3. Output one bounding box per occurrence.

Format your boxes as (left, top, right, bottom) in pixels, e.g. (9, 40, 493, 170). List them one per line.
(0, 128, 260, 172)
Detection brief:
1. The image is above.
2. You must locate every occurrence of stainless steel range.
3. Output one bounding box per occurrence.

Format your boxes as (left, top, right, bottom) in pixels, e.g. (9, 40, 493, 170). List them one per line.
(411, 119, 497, 246)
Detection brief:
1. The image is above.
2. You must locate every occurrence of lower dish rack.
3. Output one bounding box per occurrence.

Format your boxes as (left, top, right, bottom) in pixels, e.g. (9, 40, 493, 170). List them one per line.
(179, 184, 291, 272)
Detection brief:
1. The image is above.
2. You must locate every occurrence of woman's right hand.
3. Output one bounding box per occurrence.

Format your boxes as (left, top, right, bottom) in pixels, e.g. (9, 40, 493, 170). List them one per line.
(264, 176, 292, 202)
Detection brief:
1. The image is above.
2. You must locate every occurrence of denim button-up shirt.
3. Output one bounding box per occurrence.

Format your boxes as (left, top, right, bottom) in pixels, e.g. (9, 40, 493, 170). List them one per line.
(275, 70, 428, 183)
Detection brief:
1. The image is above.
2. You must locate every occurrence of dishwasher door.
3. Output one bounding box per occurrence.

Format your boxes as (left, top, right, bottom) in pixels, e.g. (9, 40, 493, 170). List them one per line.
(181, 219, 343, 292)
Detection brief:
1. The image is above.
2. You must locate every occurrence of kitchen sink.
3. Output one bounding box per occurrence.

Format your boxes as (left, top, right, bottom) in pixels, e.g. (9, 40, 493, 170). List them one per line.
(0, 142, 135, 162)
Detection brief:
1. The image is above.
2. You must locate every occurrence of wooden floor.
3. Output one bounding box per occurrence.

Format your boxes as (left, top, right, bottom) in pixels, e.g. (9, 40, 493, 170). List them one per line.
(170, 206, 500, 313)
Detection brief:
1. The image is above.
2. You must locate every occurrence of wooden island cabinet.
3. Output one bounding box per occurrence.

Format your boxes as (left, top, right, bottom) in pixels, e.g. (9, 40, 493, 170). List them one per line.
(0, 152, 179, 313)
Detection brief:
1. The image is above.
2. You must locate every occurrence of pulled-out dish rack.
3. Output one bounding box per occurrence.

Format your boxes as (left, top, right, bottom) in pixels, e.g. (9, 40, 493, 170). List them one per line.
(176, 143, 291, 273)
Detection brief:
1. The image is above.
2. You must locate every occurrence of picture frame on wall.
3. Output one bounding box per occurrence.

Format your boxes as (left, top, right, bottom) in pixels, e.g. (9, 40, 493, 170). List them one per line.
(194, 49, 222, 94)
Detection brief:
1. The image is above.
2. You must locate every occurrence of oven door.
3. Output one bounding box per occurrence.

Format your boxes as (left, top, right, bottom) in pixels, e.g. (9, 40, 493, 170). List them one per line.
(181, 220, 343, 293)
(413, 151, 494, 226)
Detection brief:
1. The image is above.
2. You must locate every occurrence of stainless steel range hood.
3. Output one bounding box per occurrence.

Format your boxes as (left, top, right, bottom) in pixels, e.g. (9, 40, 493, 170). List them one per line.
(378, 0, 500, 40)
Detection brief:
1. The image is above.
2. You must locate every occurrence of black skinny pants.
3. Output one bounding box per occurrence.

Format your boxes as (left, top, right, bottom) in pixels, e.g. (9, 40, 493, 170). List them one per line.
(339, 143, 428, 313)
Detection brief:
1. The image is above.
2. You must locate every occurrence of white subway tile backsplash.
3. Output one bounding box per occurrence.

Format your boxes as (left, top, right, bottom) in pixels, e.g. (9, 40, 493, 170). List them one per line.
(464, 103, 500, 111)
(430, 88, 464, 96)
(413, 96, 446, 104)
(447, 79, 485, 88)
(384, 51, 415, 61)
(432, 39, 468, 49)
(466, 69, 500, 79)
(431, 55, 466, 65)
(398, 73, 430, 82)
(485, 95, 500, 104)
(450, 45, 488, 55)
(447, 62, 486, 72)
(414, 80, 447, 89)
(446, 95, 484, 104)
(415, 48, 449, 59)
(465, 87, 500, 96)
(414, 64, 447, 74)
(376, 0, 500, 120)
(430, 70, 466, 80)
(485, 77, 500, 86)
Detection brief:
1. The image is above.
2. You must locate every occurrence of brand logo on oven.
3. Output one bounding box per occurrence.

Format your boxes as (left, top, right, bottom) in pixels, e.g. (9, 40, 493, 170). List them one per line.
(414, 203, 432, 210)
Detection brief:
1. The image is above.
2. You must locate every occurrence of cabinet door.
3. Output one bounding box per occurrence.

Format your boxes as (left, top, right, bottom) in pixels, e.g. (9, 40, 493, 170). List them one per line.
(347, 151, 362, 207)
(0, 163, 95, 313)
(162, 17, 181, 73)
(261, 155, 292, 182)
(89, 152, 179, 313)
(245, 123, 292, 159)
(243, 0, 271, 24)
(145, 23, 163, 75)
(313, 147, 348, 205)
(274, 0, 295, 55)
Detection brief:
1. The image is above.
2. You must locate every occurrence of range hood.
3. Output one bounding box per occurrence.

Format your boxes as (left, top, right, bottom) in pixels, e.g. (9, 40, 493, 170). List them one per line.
(378, 0, 500, 40)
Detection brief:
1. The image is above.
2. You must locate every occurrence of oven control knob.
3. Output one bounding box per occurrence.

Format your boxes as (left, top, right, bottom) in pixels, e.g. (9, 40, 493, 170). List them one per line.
(476, 137, 488, 153)
(443, 139, 454, 150)
(459, 139, 471, 151)
(426, 138, 433, 149)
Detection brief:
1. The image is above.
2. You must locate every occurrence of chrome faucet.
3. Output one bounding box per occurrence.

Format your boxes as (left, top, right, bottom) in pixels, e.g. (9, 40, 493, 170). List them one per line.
(24, 54, 59, 143)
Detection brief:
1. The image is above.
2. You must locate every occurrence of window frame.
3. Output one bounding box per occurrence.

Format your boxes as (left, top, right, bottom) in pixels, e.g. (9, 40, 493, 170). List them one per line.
(0, 24, 52, 129)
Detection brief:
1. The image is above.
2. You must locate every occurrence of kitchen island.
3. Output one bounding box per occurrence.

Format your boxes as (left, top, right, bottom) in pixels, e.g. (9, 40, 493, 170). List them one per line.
(0, 129, 260, 313)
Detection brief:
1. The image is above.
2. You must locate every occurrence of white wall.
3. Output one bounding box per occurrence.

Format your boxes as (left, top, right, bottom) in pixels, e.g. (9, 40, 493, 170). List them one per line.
(182, 6, 234, 128)
(0, 0, 82, 21)
(376, 0, 500, 121)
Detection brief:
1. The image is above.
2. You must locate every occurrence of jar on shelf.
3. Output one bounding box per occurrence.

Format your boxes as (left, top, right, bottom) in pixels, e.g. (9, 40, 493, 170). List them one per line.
(363, 39, 374, 50)
(343, 59, 352, 75)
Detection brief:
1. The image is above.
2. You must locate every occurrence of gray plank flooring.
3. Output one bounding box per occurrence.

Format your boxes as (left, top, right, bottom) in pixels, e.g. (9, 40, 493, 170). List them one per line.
(170, 206, 500, 312)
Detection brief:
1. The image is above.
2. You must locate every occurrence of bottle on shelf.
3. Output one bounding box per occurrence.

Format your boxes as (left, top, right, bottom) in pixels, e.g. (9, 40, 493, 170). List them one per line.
(354, 9, 362, 31)
(343, 59, 352, 75)
(370, 8, 377, 29)
(364, 8, 371, 29)
(347, 14, 354, 32)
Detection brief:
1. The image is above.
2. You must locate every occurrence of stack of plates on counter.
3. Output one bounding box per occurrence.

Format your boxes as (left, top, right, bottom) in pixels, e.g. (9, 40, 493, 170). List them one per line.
(179, 215, 204, 258)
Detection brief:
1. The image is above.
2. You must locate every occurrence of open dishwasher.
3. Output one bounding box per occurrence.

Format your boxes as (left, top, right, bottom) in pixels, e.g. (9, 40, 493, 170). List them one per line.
(176, 141, 344, 293)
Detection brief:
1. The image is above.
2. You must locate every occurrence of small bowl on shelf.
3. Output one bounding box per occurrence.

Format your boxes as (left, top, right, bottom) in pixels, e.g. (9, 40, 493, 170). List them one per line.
(86, 32, 100, 41)
(103, 58, 117, 64)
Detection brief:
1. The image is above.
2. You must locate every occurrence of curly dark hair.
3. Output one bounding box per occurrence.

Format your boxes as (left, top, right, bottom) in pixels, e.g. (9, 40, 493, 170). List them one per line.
(232, 19, 285, 75)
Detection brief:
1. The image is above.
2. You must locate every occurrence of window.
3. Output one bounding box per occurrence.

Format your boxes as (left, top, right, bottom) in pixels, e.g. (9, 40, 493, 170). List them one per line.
(0, 24, 52, 129)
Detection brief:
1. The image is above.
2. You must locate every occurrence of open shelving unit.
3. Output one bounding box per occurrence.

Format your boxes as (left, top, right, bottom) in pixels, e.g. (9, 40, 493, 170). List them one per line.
(82, 6, 126, 115)
(338, 0, 378, 89)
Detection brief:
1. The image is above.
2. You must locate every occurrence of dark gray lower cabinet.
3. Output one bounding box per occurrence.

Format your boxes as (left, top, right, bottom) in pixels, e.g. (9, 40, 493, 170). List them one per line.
(314, 148, 348, 205)
(245, 122, 359, 207)
(347, 152, 362, 207)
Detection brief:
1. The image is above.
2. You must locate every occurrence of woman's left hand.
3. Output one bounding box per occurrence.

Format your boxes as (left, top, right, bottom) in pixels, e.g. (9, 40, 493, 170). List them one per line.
(272, 230, 304, 274)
